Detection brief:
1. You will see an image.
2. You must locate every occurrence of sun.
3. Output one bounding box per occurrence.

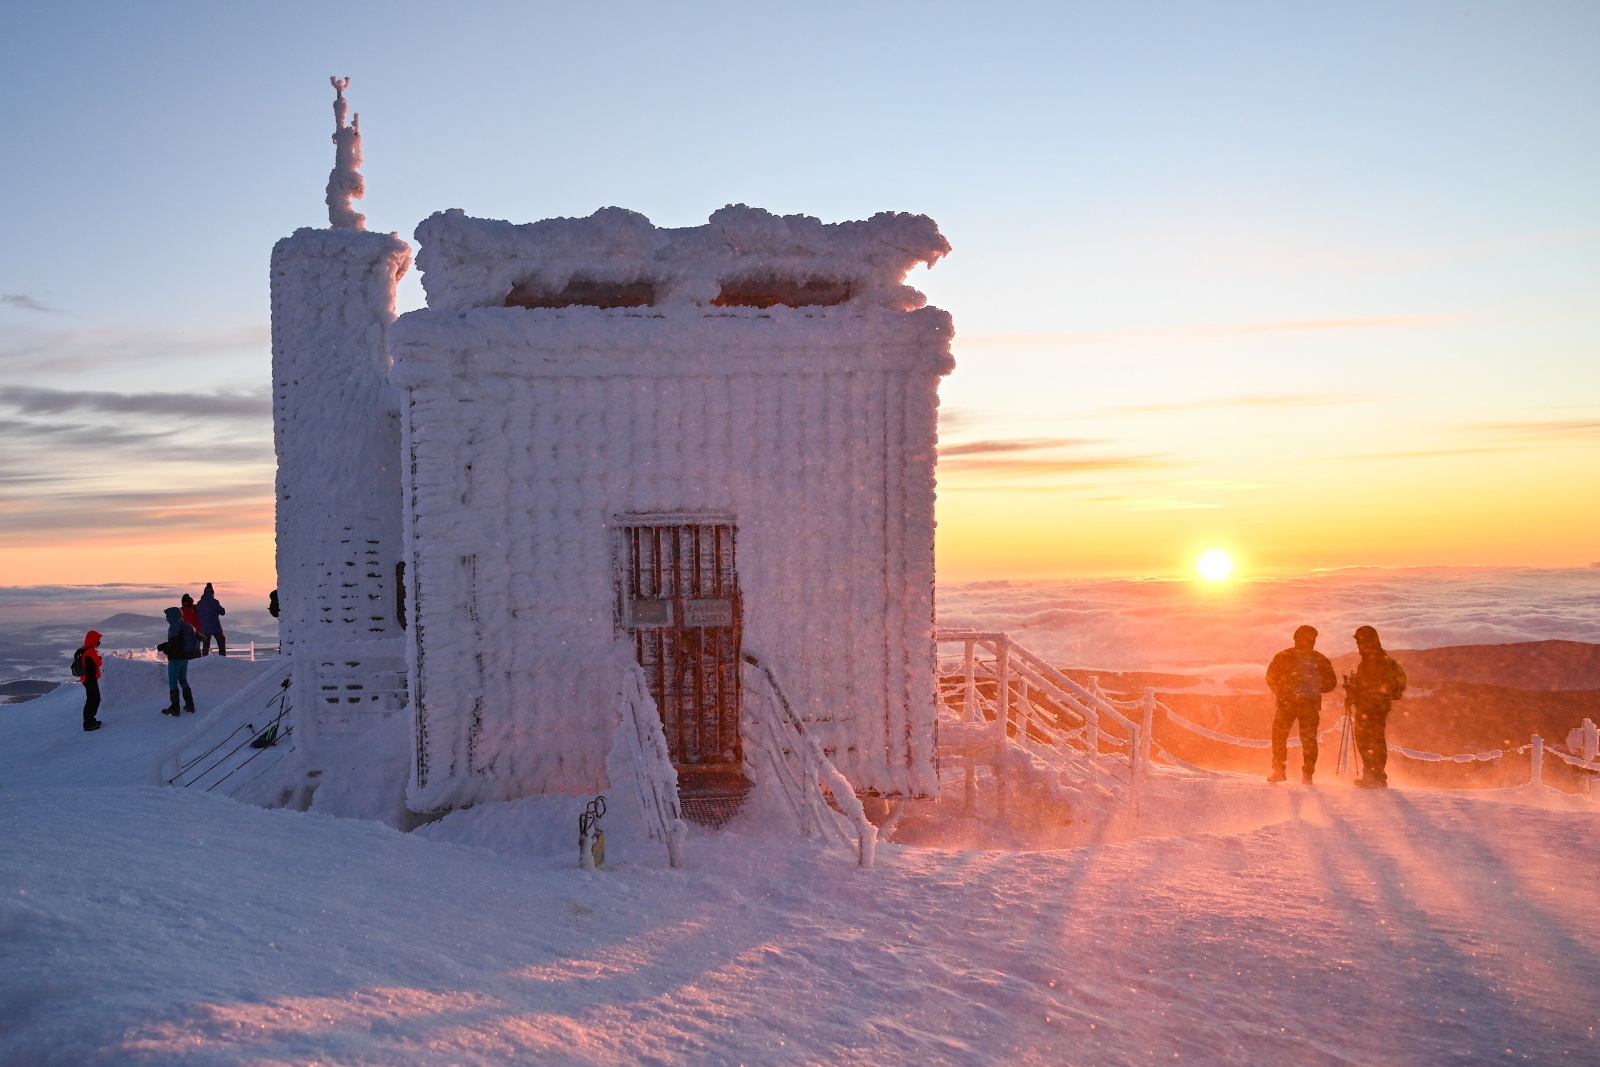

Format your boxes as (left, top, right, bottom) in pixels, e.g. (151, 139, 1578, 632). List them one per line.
(1197, 550, 1235, 581)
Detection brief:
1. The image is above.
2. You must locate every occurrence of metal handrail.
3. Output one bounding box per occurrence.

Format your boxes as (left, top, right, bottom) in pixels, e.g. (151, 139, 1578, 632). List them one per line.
(741, 651, 877, 868)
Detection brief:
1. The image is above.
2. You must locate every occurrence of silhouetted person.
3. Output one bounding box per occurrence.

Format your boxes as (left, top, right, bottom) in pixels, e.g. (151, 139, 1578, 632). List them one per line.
(268, 589, 280, 618)
(196, 582, 227, 656)
(1265, 625, 1337, 784)
(76, 630, 103, 731)
(1347, 625, 1407, 788)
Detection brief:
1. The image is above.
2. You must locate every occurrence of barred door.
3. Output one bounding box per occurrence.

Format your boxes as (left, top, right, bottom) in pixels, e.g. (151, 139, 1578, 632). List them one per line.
(617, 521, 742, 788)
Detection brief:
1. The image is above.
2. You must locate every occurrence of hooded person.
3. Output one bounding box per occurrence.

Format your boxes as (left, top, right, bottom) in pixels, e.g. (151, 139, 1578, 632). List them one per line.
(195, 582, 227, 656)
(77, 630, 104, 731)
(1348, 625, 1407, 788)
(160, 606, 200, 716)
(1264, 624, 1337, 784)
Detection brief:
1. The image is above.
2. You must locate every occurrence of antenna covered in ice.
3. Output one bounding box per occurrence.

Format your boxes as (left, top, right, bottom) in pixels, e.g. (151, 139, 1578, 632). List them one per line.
(326, 76, 366, 231)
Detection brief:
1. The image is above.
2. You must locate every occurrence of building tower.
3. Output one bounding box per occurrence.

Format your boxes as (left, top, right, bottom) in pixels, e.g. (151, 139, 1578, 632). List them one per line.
(269, 78, 412, 817)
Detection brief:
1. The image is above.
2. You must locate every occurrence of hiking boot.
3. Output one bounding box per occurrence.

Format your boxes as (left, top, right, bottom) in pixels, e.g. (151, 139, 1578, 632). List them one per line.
(1354, 776, 1388, 789)
(181, 685, 196, 713)
(161, 688, 181, 716)
(1301, 773, 1315, 785)
(83, 719, 102, 731)
(1266, 770, 1288, 783)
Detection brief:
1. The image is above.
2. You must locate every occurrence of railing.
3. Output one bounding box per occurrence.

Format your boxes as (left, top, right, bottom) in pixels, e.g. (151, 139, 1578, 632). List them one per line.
(151, 658, 296, 796)
(935, 629, 1148, 815)
(740, 651, 877, 868)
(618, 663, 688, 867)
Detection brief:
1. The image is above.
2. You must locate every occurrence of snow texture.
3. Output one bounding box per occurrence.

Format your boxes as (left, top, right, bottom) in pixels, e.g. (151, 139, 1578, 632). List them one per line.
(324, 77, 366, 231)
(3, 772, 1597, 1065)
(413, 204, 950, 313)
(270, 225, 411, 815)
(390, 301, 951, 811)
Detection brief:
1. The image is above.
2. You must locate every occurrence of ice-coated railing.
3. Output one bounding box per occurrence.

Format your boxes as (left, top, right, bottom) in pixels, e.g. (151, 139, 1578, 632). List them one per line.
(617, 663, 689, 867)
(151, 658, 295, 795)
(740, 651, 877, 868)
(935, 629, 1149, 816)
(1156, 699, 1599, 795)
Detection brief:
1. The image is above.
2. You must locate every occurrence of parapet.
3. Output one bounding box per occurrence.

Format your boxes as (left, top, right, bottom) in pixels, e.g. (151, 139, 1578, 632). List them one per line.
(412, 204, 951, 314)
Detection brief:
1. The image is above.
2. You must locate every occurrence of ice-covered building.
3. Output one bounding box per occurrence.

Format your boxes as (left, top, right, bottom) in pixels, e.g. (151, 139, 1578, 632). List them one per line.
(269, 81, 953, 833)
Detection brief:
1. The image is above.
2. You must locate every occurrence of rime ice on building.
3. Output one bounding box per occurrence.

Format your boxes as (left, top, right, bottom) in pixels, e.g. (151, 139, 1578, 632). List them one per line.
(270, 80, 954, 834)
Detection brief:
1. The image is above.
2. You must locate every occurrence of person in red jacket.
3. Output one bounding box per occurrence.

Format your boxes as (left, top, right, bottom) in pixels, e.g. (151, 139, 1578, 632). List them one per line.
(78, 630, 103, 731)
(180, 593, 202, 635)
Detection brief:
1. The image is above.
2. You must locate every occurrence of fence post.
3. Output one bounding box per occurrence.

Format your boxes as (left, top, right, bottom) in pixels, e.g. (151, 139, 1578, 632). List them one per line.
(995, 637, 1011, 746)
(1140, 687, 1156, 773)
(1018, 678, 1031, 748)
(962, 640, 978, 723)
(1085, 676, 1101, 756)
(1581, 719, 1598, 798)
(1530, 733, 1544, 789)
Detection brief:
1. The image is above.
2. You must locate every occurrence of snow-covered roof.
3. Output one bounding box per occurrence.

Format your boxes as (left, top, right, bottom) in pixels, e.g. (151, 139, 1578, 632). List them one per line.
(413, 204, 951, 314)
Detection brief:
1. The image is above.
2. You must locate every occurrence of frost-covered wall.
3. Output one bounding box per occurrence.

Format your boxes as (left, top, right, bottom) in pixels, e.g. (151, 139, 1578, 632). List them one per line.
(392, 206, 952, 812)
(271, 228, 410, 650)
(270, 227, 411, 733)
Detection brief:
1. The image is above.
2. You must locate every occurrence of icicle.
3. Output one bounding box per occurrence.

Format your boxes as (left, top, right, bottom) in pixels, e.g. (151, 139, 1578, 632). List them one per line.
(326, 76, 367, 231)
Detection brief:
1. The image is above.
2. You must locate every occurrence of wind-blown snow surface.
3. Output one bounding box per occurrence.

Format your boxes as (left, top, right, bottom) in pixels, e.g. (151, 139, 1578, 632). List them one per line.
(3, 783, 1598, 1061)
(4, 600, 1599, 1064)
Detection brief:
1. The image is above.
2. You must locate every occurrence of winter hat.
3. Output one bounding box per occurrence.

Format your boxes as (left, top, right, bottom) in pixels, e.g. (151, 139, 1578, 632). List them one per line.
(1354, 625, 1381, 649)
(1293, 625, 1318, 645)
(203, 582, 214, 595)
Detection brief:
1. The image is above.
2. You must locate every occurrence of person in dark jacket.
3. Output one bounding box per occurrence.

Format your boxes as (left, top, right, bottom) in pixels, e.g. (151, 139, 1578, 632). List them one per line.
(195, 582, 227, 656)
(161, 606, 199, 716)
(1264, 625, 1338, 784)
(1348, 625, 1407, 788)
(78, 630, 103, 731)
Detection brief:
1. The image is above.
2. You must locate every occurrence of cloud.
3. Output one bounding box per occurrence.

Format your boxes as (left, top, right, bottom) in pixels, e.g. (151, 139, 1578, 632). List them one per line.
(935, 566, 1600, 671)
(0, 418, 272, 465)
(0, 385, 271, 419)
(1468, 419, 1600, 442)
(938, 437, 1102, 457)
(0, 323, 268, 375)
(0, 583, 176, 607)
(952, 316, 1452, 353)
(0, 484, 273, 540)
(1, 294, 57, 313)
(1099, 393, 1378, 415)
(936, 435, 1172, 481)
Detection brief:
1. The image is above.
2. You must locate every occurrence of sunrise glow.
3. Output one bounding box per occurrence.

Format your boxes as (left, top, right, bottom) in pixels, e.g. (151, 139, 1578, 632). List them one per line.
(1197, 550, 1235, 581)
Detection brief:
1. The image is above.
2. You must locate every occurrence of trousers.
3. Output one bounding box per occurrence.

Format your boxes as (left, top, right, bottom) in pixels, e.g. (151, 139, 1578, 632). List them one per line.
(82, 674, 101, 725)
(1271, 696, 1321, 775)
(1352, 701, 1390, 782)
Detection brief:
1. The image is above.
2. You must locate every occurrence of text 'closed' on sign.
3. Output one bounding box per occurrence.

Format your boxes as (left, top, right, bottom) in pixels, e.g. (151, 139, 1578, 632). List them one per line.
(680, 598, 735, 628)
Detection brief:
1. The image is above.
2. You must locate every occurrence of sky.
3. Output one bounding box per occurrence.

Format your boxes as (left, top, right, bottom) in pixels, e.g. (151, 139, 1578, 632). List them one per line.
(0, 0, 1596, 618)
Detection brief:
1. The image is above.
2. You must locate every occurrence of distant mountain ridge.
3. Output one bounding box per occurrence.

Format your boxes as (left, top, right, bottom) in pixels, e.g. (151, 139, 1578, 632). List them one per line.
(1329, 639, 1600, 691)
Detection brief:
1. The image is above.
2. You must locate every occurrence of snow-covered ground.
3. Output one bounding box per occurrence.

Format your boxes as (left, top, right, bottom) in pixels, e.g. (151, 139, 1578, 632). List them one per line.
(3, 665, 1598, 1065)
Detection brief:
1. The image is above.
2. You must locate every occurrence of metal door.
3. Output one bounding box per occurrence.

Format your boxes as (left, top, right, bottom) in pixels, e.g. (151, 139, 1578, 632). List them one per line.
(617, 521, 742, 782)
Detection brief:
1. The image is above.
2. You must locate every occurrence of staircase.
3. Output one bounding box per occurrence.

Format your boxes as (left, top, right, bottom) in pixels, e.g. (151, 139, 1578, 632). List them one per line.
(935, 629, 1151, 823)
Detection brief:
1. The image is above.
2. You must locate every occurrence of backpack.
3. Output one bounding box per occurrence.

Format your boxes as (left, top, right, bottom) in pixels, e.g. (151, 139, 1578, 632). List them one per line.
(71, 647, 89, 677)
(158, 624, 200, 660)
(1386, 657, 1408, 700)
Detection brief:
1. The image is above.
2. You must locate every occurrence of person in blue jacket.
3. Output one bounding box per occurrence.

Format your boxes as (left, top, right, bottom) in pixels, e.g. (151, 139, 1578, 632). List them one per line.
(161, 606, 200, 715)
(195, 582, 227, 656)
